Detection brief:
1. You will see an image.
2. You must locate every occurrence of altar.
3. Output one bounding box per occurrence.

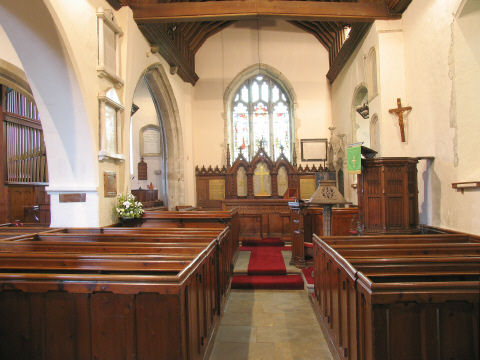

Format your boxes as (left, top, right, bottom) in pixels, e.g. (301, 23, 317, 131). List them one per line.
(196, 144, 337, 240)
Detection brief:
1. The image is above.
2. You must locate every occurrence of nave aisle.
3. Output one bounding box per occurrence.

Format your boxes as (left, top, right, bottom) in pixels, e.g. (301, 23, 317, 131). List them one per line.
(209, 244, 332, 360)
(209, 290, 333, 360)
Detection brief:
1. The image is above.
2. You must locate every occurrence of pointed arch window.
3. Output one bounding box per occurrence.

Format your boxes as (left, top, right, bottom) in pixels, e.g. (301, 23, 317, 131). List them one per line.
(231, 75, 293, 161)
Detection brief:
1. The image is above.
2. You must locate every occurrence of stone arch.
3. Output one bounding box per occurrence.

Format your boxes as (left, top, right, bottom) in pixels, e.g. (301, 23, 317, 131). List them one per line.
(137, 63, 185, 209)
(223, 63, 298, 162)
(351, 83, 369, 146)
(0, 60, 32, 98)
(0, 0, 98, 226)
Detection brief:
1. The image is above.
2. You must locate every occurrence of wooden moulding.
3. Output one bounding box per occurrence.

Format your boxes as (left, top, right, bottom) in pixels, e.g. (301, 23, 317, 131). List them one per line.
(59, 193, 86, 203)
(312, 233, 480, 360)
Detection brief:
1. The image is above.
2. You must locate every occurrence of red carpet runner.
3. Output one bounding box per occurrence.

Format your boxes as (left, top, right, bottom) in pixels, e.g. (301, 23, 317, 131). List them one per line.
(232, 239, 303, 290)
(248, 246, 286, 275)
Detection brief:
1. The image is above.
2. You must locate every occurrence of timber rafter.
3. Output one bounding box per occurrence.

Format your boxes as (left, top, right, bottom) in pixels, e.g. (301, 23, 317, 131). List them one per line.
(107, 0, 411, 85)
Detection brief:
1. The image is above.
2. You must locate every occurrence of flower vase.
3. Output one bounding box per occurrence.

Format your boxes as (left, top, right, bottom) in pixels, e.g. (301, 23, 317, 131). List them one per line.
(119, 217, 145, 227)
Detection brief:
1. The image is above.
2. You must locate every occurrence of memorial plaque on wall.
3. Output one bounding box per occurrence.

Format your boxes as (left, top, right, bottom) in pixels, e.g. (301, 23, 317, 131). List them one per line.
(141, 126, 161, 156)
(209, 179, 225, 200)
(300, 178, 316, 200)
(104, 171, 117, 197)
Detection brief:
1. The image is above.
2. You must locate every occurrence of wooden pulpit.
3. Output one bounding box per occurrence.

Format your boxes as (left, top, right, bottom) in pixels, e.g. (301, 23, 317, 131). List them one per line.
(357, 157, 419, 234)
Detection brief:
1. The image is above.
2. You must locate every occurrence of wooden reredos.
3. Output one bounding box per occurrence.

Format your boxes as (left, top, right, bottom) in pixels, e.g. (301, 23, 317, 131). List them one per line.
(196, 144, 331, 209)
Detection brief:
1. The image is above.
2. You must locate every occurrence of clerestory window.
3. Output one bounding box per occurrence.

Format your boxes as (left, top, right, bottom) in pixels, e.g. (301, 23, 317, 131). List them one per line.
(231, 74, 293, 162)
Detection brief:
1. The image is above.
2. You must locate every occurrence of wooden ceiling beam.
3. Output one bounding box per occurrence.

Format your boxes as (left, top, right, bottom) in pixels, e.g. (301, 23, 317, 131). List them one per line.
(326, 22, 372, 83)
(139, 24, 199, 85)
(133, 0, 396, 23)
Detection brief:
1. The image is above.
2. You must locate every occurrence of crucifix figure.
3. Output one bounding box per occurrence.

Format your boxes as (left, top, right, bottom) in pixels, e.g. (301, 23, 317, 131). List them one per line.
(389, 98, 412, 142)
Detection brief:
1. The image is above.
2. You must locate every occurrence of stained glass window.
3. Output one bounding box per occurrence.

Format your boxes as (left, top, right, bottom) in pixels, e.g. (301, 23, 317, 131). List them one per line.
(231, 75, 292, 161)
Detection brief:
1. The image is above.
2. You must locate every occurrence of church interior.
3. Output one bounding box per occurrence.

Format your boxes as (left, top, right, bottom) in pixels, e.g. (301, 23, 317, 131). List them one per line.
(0, 0, 478, 359)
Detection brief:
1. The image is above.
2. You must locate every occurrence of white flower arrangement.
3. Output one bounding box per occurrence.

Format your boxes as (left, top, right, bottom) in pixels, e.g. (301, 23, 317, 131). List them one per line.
(115, 193, 144, 219)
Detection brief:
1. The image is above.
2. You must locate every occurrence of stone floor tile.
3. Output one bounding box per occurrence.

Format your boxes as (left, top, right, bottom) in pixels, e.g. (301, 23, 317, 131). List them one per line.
(234, 251, 251, 273)
(216, 325, 257, 343)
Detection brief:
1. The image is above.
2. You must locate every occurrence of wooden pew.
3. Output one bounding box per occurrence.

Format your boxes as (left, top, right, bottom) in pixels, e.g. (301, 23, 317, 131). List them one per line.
(0, 233, 223, 360)
(141, 209, 240, 264)
(0, 226, 56, 239)
(312, 234, 480, 360)
(44, 227, 235, 312)
(6, 228, 233, 312)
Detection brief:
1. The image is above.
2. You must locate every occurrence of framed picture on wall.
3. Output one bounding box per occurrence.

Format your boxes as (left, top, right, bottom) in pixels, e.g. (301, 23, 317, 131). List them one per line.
(300, 138, 328, 161)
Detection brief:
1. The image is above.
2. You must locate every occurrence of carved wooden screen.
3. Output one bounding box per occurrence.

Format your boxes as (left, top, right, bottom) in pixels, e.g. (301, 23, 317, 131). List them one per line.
(4, 88, 48, 184)
(196, 146, 332, 208)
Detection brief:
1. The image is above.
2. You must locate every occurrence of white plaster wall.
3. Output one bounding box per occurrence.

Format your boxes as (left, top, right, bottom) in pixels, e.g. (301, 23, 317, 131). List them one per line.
(193, 20, 332, 168)
(330, 23, 380, 203)
(120, 7, 195, 209)
(0, 1, 196, 225)
(332, 0, 480, 234)
(0, 0, 100, 226)
(402, 0, 480, 233)
(0, 25, 23, 69)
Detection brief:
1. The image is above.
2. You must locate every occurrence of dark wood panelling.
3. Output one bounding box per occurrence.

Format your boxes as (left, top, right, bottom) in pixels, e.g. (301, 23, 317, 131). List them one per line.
(290, 207, 359, 266)
(313, 233, 480, 360)
(358, 157, 418, 234)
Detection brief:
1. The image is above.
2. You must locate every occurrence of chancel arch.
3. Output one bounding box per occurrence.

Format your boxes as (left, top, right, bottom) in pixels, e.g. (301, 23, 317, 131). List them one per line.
(224, 64, 297, 163)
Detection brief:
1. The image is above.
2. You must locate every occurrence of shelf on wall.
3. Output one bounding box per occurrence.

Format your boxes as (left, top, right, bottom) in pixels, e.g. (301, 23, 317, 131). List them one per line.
(451, 181, 480, 193)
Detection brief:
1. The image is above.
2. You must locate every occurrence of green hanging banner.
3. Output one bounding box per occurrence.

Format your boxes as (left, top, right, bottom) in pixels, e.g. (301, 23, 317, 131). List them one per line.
(347, 144, 362, 174)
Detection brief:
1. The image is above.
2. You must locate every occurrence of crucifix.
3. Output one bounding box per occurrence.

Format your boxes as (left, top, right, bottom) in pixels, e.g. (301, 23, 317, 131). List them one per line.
(389, 98, 412, 142)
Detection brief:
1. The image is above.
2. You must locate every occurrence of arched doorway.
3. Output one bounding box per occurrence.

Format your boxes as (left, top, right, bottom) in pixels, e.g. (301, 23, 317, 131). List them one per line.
(130, 65, 184, 209)
(130, 77, 168, 207)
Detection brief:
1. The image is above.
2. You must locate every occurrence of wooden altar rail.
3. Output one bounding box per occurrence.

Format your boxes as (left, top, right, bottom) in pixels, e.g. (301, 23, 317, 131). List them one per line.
(222, 198, 291, 241)
(312, 234, 480, 360)
(0, 230, 231, 360)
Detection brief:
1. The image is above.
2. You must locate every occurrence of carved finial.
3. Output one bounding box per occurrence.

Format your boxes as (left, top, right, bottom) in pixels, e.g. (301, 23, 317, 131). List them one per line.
(238, 145, 243, 155)
(279, 144, 284, 154)
(226, 144, 231, 168)
(257, 137, 266, 150)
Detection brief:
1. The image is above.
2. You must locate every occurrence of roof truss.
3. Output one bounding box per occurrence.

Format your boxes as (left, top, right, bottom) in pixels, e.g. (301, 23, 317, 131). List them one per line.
(108, 0, 411, 85)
